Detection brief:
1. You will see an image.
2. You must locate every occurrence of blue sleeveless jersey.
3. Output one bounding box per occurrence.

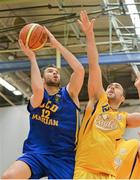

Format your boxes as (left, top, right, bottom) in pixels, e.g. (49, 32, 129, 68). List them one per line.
(23, 87, 80, 155)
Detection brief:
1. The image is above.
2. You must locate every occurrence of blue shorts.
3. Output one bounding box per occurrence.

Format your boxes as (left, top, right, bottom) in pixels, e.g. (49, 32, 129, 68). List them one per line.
(17, 152, 75, 179)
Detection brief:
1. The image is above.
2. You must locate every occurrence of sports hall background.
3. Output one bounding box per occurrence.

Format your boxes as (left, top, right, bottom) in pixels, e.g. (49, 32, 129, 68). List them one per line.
(0, 0, 140, 176)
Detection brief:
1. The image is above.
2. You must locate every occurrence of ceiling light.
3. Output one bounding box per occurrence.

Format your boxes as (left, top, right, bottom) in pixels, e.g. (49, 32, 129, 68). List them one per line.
(8, 55, 15, 60)
(13, 90, 22, 96)
(125, 0, 140, 36)
(0, 77, 16, 91)
(0, 77, 23, 96)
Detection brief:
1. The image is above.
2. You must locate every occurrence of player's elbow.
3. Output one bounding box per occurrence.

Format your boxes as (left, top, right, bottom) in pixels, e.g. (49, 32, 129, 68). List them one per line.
(76, 65, 85, 78)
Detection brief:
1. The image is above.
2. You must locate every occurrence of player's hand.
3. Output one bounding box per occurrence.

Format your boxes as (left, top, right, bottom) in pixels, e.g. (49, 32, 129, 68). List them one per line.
(44, 27, 60, 49)
(78, 10, 95, 35)
(19, 39, 35, 61)
(134, 72, 140, 89)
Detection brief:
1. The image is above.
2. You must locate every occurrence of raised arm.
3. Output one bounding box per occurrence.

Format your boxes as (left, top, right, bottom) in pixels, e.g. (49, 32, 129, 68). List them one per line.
(19, 40, 44, 108)
(127, 74, 140, 127)
(78, 11, 105, 101)
(44, 27, 85, 106)
(127, 113, 140, 128)
(134, 72, 140, 98)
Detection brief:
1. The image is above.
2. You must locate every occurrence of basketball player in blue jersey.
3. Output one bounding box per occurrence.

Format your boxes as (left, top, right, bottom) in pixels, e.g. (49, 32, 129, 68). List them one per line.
(2, 27, 84, 179)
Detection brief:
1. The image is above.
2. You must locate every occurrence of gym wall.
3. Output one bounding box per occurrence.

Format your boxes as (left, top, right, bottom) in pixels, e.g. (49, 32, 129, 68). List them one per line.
(0, 102, 140, 176)
(0, 105, 29, 176)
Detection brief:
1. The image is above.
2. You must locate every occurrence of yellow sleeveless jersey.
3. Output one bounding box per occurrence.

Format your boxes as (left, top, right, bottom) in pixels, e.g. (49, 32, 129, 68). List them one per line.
(75, 93, 127, 176)
(115, 138, 140, 179)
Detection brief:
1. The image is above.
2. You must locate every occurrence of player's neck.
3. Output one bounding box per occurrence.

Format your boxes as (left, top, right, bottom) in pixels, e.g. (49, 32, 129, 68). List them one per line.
(109, 100, 120, 111)
(110, 106, 118, 111)
(45, 86, 60, 96)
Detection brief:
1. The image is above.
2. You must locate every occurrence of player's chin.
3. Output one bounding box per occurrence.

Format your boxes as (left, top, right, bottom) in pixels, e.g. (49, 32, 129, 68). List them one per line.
(53, 79, 60, 84)
(53, 81, 60, 87)
(107, 94, 115, 99)
(53, 78, 59, 82)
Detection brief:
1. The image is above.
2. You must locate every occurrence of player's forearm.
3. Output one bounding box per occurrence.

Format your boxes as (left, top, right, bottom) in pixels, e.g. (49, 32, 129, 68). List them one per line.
(86, 31, 104, 99)
(57, 42, 84, 73)
(86, 31, 99, 69)
(137, 88, 140, 99)
(30, 59, 44, 94)
(135, 83, 140, 99)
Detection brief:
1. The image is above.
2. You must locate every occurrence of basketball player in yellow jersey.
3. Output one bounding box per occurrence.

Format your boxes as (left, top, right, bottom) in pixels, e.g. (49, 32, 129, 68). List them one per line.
(74, 10, 140, 179)
(115, 138, 140, 179)
(115, 75, 140, 179)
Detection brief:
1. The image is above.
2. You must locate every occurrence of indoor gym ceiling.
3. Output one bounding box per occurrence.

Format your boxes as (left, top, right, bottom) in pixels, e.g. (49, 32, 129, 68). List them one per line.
(0, 0, 140, 106)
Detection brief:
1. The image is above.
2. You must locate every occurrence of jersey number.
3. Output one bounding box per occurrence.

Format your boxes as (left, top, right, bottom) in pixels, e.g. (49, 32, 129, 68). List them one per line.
(41, 109, 50, 118)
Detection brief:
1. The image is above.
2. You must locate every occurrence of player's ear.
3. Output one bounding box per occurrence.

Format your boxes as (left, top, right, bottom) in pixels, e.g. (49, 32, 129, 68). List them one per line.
(121, 95, 125, 105)
(42, 78, 45, 84)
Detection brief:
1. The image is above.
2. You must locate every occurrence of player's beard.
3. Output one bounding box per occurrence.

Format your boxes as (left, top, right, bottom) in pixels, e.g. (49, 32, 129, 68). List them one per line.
(107, 92, 116, 100)
(46, 79, 60, 87)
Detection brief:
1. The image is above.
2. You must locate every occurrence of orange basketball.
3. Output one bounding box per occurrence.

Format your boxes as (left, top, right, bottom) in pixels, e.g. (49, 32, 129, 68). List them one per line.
(19, 23, 48, 50)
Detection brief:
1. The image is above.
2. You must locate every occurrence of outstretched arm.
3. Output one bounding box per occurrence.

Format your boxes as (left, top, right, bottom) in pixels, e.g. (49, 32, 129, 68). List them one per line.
(127, 74, 140, 127)
(44, 27, 85, 106)
(134, 72, 140, 98)
(127, 113, 140, 128)
(78, 11, 105, 102)
(19, 40, 44, 108)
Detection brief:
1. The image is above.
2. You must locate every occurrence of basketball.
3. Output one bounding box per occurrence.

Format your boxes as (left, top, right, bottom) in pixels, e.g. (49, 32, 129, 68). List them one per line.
(19, 23, 48, 50)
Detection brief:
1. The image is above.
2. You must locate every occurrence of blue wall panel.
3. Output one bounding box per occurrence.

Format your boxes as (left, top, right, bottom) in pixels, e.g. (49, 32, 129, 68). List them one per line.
(0, 52, 140, 73)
